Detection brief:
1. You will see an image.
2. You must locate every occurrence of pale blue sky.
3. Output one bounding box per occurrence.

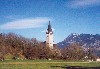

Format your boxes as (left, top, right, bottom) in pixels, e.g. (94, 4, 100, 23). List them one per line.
(0, 0, 100, 43)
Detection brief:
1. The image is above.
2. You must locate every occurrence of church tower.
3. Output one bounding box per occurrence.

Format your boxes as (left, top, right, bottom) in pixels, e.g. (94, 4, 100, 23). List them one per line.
(46, 21, 53, 49)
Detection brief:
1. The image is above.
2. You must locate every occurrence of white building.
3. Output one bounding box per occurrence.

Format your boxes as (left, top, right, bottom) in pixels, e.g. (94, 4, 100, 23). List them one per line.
(46, 21, 53, 49)
(96, 58, 100, 62)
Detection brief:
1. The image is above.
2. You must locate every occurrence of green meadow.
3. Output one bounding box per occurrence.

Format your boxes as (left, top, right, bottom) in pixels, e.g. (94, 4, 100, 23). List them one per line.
(0, 60, 100, 69)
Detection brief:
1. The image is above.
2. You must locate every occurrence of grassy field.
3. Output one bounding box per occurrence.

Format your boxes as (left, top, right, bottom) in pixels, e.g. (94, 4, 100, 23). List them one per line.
(0, 60, 100, 69)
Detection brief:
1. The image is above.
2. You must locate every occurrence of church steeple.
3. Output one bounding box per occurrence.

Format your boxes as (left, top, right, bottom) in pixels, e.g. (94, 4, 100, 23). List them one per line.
(46, 21, 53, 49)
(47, 21, 52, 33)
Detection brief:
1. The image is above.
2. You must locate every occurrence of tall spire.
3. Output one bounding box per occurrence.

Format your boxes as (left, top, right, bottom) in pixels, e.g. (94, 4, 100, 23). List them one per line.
(47, 21, 52, 33)
(49, 21, 50, 25)
(46, 21, 53, 49)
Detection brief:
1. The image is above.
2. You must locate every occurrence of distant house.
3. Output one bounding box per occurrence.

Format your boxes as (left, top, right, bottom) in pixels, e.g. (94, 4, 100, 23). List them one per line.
(96, 58, 100, 62)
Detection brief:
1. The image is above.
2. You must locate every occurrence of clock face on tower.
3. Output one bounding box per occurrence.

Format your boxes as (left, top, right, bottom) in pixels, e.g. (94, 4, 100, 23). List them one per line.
(50, 33, 52, 35)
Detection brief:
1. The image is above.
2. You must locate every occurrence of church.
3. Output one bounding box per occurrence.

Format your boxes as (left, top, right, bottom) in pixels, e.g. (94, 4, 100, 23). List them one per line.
(41, 21, 58, 50)
(46, 21, 54, 49)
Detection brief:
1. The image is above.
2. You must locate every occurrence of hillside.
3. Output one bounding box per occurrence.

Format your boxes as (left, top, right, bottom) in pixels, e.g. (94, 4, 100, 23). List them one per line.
(58, 33, 100, 56)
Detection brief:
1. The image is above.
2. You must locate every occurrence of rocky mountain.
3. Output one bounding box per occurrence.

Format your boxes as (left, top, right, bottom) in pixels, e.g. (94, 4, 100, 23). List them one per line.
(58, 33, 100, 48)
(57, 33, 100, 56)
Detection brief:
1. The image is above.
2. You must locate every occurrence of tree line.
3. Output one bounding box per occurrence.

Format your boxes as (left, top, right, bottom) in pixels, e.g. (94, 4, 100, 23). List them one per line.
(0, 33, 97, 61)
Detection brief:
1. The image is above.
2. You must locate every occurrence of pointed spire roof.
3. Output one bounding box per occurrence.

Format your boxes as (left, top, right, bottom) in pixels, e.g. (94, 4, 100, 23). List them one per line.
(47, 21, 52, 33)
(49, 21, 50, 25)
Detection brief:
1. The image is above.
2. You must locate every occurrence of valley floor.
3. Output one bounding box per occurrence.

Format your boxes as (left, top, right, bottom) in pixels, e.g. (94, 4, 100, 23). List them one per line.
(0, 60, 100, 69)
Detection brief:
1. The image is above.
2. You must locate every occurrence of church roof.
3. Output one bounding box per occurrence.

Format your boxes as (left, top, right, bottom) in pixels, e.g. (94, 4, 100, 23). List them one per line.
(47, 21, 52, 33)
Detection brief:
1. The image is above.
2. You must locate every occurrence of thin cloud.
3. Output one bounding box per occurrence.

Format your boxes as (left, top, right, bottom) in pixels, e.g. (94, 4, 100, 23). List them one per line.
(52, 28, 55, 31)
(66, 0, 100, 8)
(0, 17, 51, 30)
(5, 15, 24, 20)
